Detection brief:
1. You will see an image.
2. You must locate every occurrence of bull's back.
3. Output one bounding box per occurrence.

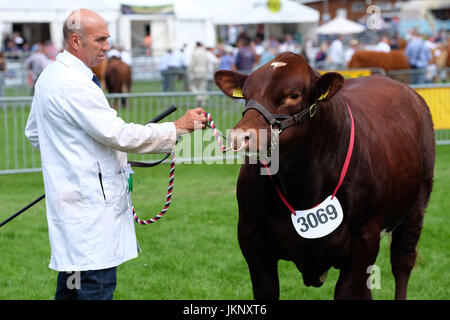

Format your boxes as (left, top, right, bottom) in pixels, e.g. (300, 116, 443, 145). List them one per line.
(348, 50, 409, 71)
(340, 75, 434, 224)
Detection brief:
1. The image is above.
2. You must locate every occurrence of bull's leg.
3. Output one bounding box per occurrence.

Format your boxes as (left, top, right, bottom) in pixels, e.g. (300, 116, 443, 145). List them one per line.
(238, 223, 280, 299)
(334, 228, 381, 300)
(390, 202, 426, 300)
(245, 254, 280, 300)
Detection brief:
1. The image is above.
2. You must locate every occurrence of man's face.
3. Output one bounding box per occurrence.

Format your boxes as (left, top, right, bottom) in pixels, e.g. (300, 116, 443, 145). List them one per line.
(78, 20, 110, 68)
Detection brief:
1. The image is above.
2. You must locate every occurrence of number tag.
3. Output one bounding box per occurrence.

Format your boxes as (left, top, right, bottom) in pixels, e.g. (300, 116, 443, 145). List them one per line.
(291, 195, 343, 239)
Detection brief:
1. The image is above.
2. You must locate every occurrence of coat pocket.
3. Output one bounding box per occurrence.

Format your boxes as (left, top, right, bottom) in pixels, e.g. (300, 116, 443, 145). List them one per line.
(97, 162, 106, 201)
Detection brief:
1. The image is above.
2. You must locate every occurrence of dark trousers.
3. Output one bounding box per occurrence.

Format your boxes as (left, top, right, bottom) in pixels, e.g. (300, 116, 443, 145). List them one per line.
(55, 267, 117, 300)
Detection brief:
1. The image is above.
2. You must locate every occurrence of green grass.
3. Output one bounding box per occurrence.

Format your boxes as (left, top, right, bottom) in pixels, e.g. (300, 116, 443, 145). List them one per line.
(0, 145, 449, 300)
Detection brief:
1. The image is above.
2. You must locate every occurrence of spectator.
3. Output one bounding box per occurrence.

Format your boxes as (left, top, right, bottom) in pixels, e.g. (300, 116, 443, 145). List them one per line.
(405, 32, 432, 84)
(303, 36, 315, 64)
(159, 49, 172, 92)
(189, 42, 209, 106)
(25, 42, 50, 94)
(235, 38, 255, 73)
(328, 35, 344, 69)
(375, 36, 391, 52)
(118, 46, 132, 66)
(0, 51, 5, 96)
(434, 42, 448, 83)
(345, 39, 359, 67)
(44, 41, 58, 61)
(206, 47, 219, 90)
(167, 47, 185, 91)
(142, 32, 152, 56)
(315, 41, 329, 68)
(279, 34, 300, 54)
(255, 46, 276, 69)
(218, 46, 235, 71)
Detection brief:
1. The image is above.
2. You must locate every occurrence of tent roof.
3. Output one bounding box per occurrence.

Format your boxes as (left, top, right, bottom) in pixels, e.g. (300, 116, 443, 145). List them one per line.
(195, 0, 319, 25)
(316, 16, 365, 35)
(111, 0, 211, 19)
(0, 0, 116, 11)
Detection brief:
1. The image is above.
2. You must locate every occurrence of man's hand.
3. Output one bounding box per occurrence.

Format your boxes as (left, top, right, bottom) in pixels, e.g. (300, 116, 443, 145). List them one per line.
(174, 107, 207, 135)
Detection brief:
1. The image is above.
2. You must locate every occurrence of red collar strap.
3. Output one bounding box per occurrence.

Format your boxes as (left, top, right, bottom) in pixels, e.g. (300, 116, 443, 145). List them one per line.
(263, 104, 355, 215)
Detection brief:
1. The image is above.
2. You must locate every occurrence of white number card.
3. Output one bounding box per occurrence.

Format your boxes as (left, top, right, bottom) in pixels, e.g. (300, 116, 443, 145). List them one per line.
(291, 195, 343, 239)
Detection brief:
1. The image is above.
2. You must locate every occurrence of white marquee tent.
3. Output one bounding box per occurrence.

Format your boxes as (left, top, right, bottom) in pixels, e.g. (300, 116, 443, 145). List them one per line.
(196, 0, 319, 25)
(316, 16, 365, 35)
(0, 0, 119, 49)
(0, 0, 216, 54)
(113, 0, 216, 53)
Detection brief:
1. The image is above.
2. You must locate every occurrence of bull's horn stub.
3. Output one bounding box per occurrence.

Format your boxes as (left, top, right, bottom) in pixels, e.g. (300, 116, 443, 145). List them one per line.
(271, 62, 287, 69)
(291, 195, 343, 239)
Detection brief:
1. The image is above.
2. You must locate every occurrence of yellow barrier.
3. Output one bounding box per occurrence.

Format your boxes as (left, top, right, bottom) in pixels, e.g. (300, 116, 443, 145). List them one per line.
(318, 69, 373, 79)
(415, 86, 450, 130)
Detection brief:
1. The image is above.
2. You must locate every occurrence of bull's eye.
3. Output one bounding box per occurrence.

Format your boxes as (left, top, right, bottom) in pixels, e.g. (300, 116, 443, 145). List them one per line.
(290, 93, 300, 99)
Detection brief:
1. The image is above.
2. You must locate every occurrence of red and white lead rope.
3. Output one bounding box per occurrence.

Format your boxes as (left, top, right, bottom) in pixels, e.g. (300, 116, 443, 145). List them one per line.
(132, 112, 219, 225)
(132, 151, 175, 225)
(204, 112, 228, 152)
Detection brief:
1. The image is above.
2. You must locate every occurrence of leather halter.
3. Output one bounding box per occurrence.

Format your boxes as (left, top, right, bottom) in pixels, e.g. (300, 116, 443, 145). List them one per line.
(243, 99, 317, 131)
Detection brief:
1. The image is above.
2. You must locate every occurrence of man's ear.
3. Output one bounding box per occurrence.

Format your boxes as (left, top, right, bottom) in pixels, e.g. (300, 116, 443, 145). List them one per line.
(312, 72, 344, 102)
(214, 70, 248, 99)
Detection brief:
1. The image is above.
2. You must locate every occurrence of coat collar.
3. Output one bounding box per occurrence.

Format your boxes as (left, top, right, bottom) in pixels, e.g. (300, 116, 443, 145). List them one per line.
(56, 50, 93, 80)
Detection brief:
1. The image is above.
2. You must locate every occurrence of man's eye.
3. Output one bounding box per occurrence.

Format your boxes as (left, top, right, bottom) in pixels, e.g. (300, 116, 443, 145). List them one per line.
(290, 93, 299, 99)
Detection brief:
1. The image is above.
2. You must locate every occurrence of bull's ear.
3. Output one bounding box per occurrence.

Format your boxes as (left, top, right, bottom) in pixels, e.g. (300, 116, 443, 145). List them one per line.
(312, 72, 344, 102)
(214, 70, 248, 99)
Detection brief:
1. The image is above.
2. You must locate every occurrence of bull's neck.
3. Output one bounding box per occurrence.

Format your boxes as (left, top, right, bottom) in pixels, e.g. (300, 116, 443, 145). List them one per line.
(275, 97, 353, 206)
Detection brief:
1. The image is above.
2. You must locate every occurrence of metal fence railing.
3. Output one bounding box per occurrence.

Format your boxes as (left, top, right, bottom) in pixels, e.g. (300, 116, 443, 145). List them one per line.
(1, 85, 449, 174)
(0, 92, 244, 174)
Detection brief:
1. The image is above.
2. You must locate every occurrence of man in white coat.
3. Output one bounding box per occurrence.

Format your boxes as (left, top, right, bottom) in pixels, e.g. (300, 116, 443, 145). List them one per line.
(25, 9, 206, 300)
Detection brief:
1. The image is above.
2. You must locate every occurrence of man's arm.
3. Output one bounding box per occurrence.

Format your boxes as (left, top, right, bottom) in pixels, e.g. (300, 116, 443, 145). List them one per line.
(24, 98, 40, 150)
(62, 82, 205, 154)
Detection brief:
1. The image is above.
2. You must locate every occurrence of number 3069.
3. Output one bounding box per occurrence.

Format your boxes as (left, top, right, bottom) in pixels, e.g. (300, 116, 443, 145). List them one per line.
(296, 205, 338, 232)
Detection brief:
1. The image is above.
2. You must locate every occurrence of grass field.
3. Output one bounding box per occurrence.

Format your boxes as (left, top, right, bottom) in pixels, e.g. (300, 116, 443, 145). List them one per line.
(0, 145, 449, 300)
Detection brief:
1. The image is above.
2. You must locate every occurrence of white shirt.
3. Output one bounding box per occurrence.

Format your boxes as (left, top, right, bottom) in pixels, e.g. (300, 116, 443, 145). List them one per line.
(25, 50, 177, 271)
(375, 41, 391, 52)
(329, 39, 344, 65)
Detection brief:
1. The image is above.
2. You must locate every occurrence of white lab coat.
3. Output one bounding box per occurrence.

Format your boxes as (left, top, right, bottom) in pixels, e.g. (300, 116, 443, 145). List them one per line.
(25, 50, 177, 271)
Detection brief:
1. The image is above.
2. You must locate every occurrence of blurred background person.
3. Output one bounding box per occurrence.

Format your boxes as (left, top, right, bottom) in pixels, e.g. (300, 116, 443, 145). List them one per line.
(25, 42, 50, 95)
(375, 36, 391, 52)
(405, 32, 432, 84)
(345, 39, 359, 67)
(159, 49, 172, 92)
(189, 42, 209, 106)
(0, 51, 5, 96)
(218, 46, 235, 71)
(235, 37, 255, 73)
(328, 35, 344, 69)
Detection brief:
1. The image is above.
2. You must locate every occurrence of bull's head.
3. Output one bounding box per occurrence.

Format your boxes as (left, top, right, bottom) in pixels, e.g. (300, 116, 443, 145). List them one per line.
(214, 52, 344, 160)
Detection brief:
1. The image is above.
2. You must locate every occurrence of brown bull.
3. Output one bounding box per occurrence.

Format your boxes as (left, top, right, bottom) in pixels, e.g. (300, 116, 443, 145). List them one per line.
(105, 57, 132, 108)
(215, 52, 435, 300)
(348, 50, 410, 72)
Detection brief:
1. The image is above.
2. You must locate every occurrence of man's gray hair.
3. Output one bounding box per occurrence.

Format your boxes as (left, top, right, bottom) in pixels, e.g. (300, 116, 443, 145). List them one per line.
(63, 10, 85, 47)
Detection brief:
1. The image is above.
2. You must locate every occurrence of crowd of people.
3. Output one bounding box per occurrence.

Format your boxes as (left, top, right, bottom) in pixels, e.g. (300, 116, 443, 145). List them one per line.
(1, 27, 449, 98)
(157, 27, 448, 100)
(1, 32, 58, 96)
